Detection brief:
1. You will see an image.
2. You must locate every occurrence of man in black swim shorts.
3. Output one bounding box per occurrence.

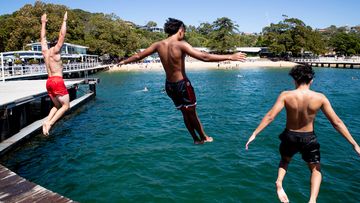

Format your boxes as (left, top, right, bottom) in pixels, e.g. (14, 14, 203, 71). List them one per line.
(118, 18, 246, 144)
(279, 129, 320, 164)
(165, 78, 196, 109)
(245, 64, 360, 203)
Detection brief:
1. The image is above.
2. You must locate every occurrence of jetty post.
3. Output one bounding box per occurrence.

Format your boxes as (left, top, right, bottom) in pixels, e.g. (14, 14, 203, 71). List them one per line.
(1, 53, 4, 83)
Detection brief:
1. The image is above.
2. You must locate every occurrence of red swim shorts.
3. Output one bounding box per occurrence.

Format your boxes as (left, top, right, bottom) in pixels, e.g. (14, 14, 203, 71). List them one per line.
(46, 76, 69, 99)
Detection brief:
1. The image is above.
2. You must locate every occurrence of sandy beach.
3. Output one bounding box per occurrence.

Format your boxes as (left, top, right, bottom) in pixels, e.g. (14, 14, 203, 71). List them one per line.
(108, 58, 298, 72)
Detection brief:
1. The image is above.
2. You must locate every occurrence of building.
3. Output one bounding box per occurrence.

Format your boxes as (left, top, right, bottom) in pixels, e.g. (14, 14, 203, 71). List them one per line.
(27, 42, 88, 54)
(137, 25, 164, 33)
(1, 42, 99, 67)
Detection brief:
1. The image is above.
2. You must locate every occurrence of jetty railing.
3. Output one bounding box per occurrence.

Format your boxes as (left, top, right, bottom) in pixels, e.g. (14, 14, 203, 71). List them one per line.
(291, 56, 360, 63)
(1, 62, 103, 81)
(290, 56, 360, 69)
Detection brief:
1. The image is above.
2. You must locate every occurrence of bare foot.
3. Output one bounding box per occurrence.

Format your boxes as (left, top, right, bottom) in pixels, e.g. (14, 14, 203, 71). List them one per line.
(42, 122, 47, 135)
(276, 181, 289, 203)
(203, 136, 213, 143)
(43, 121, 52, 136)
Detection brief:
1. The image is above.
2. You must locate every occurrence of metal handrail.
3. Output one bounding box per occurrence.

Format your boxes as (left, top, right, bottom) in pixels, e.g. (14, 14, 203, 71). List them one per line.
(1, 62, 102, 79)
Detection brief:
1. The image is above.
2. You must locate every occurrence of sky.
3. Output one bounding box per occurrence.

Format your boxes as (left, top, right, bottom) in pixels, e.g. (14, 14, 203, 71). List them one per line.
(0, 0, 359, 33)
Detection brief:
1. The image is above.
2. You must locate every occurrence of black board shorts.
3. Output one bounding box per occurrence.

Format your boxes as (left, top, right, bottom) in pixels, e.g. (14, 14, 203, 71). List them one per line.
(279, 129, 320, 163)
(165, 78, 197, 109)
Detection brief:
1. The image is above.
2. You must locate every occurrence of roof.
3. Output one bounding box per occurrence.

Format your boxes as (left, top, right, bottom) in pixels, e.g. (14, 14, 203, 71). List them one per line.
(235, 47, 262, 53)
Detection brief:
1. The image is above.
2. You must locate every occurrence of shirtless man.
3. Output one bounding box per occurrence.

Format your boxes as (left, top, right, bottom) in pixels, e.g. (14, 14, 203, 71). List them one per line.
(245, 64, 360, 203)
(41, 12, 70, 135)
(119, 18, 246, 144)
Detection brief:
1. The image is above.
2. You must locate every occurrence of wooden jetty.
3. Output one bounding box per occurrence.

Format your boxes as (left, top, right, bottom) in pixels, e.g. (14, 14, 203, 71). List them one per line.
(292, 57, 360, 69)
(0, 164, 75, 202)
(0, 78, 99, 202)
(0, 79, 98, 155)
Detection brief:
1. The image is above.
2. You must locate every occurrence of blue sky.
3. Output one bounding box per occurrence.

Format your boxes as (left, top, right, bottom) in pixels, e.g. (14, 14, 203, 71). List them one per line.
(0, 0, 359, 33)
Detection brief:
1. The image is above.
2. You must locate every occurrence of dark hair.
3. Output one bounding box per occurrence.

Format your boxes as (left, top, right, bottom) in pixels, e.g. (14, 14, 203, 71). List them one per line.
(289, 64, 315, 84)
(164, 18, 185, 36)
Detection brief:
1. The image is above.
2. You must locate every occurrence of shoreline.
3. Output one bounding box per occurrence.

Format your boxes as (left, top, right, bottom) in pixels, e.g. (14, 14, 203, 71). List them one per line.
(108, 59, 299, 72)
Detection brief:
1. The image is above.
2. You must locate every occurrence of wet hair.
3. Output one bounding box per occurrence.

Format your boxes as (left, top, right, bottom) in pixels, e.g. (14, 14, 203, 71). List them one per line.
(289, 64, 315, 84)
(164, 18, 185, 36)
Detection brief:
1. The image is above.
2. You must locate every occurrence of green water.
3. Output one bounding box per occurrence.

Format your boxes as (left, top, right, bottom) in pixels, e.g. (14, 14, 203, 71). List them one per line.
(1, 68, 360, 202)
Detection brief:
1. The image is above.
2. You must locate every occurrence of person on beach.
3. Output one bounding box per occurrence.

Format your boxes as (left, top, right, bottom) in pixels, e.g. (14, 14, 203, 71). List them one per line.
(245, 64, 360, 203)
(41, 12, 70, 135)
(118, 18, 246, 144)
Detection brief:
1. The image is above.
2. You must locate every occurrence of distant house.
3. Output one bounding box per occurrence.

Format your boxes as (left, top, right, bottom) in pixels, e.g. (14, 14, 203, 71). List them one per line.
(1, 42, 98, 65)
(137, 25, 164, 33)
(1, 50, 43, 64)
(27, 42, 88, 55)
(193, 46, 269, 56)
(27, 42, 98, 63)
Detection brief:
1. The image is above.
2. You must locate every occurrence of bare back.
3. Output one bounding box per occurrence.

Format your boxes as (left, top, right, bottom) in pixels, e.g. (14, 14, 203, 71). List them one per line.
(283, 90, 324, 132)
(43, 48, 63, 77)
(155, 39, 188, 82)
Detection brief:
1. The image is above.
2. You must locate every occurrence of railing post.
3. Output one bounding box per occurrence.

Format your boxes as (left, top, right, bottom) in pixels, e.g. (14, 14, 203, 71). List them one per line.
(1, 53, 4, 83)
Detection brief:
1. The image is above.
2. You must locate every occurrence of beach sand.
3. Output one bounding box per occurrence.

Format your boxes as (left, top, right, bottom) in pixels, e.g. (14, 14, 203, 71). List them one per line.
(108, 58, 298, 72)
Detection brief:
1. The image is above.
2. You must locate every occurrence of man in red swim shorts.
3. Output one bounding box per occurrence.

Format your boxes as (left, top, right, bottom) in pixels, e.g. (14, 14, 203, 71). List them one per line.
(41, 12, 70, 135)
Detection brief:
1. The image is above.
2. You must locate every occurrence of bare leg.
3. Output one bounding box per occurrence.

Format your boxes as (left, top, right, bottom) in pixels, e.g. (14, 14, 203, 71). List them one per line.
(44, 94, 70, 135)
(186, 107, 213, 142)
(276, 157, 291, 203)
(308, 163, 322, 203)
(43, 97, 61, 135)
(181, 108, 202, 144)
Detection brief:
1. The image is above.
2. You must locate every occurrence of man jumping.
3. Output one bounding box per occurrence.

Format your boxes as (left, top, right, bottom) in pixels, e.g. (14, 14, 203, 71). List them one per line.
(119, 18, 246, 144)
(245, 64, 360, 203)
(41, 12, 70, 135)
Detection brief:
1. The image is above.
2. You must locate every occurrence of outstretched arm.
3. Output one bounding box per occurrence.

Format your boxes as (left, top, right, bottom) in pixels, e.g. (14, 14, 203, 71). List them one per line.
(40, 13, 48, 55)
(118, 42, 158, 65)
(245, 92, 286, 150)
(321, 96, 360, 156)
(181, 42, 246, 62)
(53, 11, 67, 53)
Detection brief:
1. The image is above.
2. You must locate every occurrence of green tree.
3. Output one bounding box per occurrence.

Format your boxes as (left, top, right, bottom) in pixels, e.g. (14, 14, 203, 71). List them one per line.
(330, 32, 360, 56)
(208, 17, 239, 53)
(197, 22, 213, 36)
(146, 21, 157, 28)
(262, 18, 326, 56)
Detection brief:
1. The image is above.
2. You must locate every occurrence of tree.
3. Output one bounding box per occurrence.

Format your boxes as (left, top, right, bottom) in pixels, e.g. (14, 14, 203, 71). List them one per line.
(197, 22, 213, 36)
(262, 17, 326, 56)
(146, 21, 157, 28)
(208, 17, 239, 53)
(0, 1, 152, 58)
(330, 32, 360, 56)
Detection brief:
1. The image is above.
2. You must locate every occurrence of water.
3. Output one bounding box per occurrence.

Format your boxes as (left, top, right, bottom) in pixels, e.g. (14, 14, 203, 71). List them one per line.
(1, 67, 360, 202)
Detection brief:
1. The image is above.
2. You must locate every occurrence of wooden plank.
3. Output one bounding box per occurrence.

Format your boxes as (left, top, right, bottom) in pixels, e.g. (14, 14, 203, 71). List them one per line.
(0, 165, 75, 203)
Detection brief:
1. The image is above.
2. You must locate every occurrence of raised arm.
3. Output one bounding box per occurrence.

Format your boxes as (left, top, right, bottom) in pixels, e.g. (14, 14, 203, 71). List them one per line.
(181, 42, 246, 62)
(321, 96, 360, 155)
(118, 42, 158, 65)
(53, 11, 67, 53)
(40, 13, 48, 55)
(245, 92, 286, 150)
